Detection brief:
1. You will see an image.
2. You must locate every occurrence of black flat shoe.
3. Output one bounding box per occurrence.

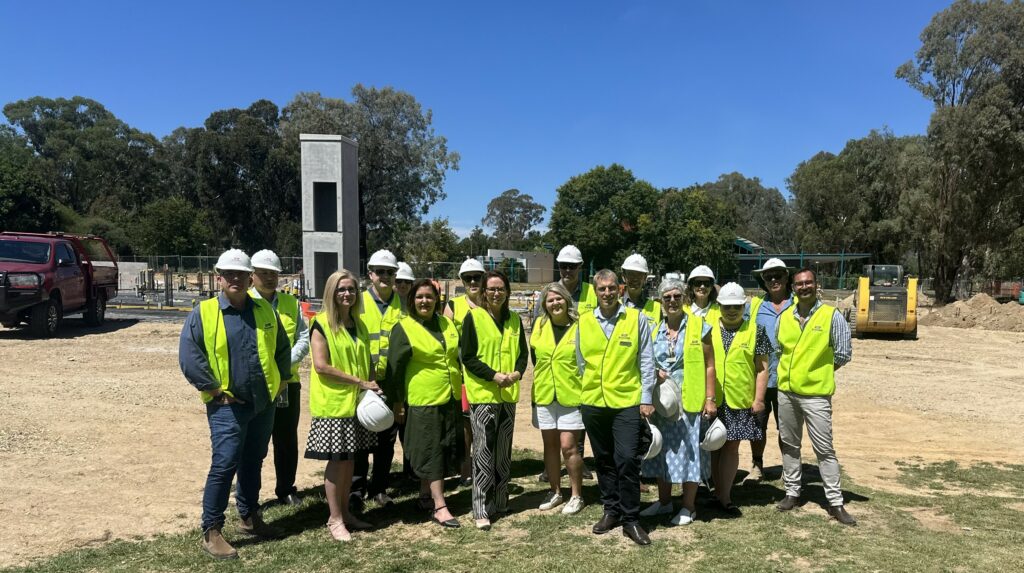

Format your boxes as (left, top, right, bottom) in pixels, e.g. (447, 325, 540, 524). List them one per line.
(431, 506, 461, 529)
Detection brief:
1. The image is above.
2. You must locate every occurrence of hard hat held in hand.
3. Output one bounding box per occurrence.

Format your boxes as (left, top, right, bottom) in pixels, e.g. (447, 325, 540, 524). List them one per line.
(622, 253, 650, 274)
(459, 258, 485, 276)
(215, 249, 253, 273)
(367, 249, 399, 270)
(251, 249, 282, 273)
(356, 390, 394, 433)
(644, 419, 663, 460)
(653, 380, 680, 418)
(699, 417, 727, 452)
(556, 245, 583, 264)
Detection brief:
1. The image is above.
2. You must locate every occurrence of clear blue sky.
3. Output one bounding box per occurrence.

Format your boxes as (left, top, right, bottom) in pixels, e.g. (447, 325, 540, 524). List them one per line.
(1, 0, 949, 236)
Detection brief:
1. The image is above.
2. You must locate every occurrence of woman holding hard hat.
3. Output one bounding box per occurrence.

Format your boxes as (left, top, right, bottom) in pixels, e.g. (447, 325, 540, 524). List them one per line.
(383, 278, 464, 529)
(639, 276, 717, 526)
(305, 269, 380, 542)
(460, 270, 528, 530)
(529, 282, 586, 515)
(707, 282, 771, 517)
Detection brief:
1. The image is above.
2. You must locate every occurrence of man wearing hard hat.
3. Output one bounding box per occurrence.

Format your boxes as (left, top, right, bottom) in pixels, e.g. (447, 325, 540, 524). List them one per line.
(621, 253, 661, 329)
(575, 269, 657, 546)
(178, 249, 292, 560)
(249, 249, 310, 507)
(774, 267, 856, 526)
(395, 262, 416, 313)
(352, 249, 404, 509)
(746, 258, 794, 481)
(553, 245, 599, 316)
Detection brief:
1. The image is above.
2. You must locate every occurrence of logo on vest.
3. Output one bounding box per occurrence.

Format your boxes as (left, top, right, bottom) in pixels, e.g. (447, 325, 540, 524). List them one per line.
(812, 325, 823, 332)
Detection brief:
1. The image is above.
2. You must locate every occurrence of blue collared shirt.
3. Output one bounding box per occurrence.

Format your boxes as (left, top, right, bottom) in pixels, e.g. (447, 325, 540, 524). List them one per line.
(575, 304, 657, 405)
(751, 294, 794, 389)
(178, 292, 292, 412)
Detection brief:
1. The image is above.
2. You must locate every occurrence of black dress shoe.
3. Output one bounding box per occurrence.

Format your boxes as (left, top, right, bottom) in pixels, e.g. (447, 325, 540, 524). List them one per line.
(827, 505, 857, 526)
(622, 522, 651, 546)
(592, 513, 620, 534)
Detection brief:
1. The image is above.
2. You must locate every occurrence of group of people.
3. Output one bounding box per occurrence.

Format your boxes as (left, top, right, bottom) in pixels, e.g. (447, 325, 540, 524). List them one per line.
(179, 244, 856, 560)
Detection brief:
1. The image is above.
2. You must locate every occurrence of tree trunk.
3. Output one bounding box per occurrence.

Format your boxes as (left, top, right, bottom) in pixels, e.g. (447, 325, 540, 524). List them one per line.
(932, 249, 963, 305)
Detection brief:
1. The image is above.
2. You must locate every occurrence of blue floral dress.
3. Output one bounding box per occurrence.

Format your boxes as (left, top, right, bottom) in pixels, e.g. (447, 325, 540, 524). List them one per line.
(641, 315, 710, 484)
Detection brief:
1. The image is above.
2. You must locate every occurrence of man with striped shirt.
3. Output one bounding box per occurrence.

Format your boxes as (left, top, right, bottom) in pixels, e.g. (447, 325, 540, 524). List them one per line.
(774, 267, 856, 526)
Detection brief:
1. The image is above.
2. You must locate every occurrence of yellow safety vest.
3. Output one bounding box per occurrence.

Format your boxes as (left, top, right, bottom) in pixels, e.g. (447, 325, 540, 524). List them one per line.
(198, 296, 281, 404)
(308, 311, 371, 418)
(450, 295, 475, 336)
(577, 281, 599, 315)
(711, 318, 757, 408)
(529, 317, 582, 407)
(251, 289, 301, 382)
(399, 315, 462, 406)
(685, 301, 721, 324)
(777, 304, 836, 396)
(679, 315, 708, 413)
(578, 307, 642, 408)
(360, 289, 402, 377)
(463, 307, 521, 404)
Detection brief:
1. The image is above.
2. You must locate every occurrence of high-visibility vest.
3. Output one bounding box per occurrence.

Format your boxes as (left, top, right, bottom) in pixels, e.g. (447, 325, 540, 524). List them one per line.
(251, 289, 301, 382)
(360, 289, 402, 376)
(626, 296, 661, 339)
(679, 315, 708, 413)
(450, 295, 475, 336)
(463, 307, 521, 404)
(685, 301, 721, 324)
(399, 315, 462, 406)
(710, 318, 757, 408)
(777, 304, 837, 396)
(578, 307, 642, 408)
(529, 317, 582, 407)
(577, 281, 599, 315)
(308, 311, 371, 418)
(198, 296, 281, 404)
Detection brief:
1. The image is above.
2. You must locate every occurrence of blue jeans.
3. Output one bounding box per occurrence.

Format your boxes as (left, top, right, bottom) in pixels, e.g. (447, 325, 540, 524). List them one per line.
(201, 401, 276, 531)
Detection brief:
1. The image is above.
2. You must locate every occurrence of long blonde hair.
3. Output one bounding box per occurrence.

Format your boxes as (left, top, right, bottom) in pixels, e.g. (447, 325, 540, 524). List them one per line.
(321, 269, 361, 333)
(536, 281, 578, 330)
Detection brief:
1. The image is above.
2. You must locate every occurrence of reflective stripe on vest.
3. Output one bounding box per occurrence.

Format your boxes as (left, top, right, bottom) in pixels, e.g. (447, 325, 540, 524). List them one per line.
(400, 315, 462, 406)
(777, 304, 836, 396)
(680, 315, 708, 413)
(529, 317, 582, 407)
(308, 311, 371, 418)
(579, 307, 642, 408)
(711, 318, 757, 409)
(198, 296, 281, 404)
(360, 289, 402, 376)
(463, 307, 521, 404)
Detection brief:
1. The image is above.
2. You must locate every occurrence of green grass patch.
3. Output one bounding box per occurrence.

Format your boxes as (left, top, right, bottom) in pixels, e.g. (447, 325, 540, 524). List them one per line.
(7, 452, 1024, 572)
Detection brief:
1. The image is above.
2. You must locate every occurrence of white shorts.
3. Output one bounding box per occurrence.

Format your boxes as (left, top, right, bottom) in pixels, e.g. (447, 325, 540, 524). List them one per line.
(532, 402, 585, 431)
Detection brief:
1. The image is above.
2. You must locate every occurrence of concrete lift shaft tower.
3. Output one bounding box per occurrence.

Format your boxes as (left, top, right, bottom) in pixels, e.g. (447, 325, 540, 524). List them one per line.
(300, 134, 360, 298)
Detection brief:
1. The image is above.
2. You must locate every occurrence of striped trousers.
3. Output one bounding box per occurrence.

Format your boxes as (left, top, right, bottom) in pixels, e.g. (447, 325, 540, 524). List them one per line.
(470, 402, 516, 519)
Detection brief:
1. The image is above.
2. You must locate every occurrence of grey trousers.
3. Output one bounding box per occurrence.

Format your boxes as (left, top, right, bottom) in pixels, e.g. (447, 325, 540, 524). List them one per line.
(777, 391, 844, 506)
(470, 402, 516, 519)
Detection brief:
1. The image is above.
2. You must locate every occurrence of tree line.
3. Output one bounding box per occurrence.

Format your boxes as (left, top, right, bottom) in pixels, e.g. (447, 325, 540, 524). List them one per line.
(1, 1, 1022, 303)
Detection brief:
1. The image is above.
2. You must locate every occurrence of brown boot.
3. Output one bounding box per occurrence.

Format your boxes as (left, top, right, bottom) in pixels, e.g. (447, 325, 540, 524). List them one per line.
(239, 513, 284, 539)
(202, 527, 238, 560)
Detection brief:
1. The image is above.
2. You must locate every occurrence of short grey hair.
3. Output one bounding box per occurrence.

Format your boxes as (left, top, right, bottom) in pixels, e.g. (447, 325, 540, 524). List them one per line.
(659, 277, 686, 298)
(593, 268, 618, 285)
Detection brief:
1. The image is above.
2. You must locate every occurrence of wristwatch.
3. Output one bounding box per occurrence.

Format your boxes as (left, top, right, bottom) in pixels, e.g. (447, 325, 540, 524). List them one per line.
(705, 397, 715, 402)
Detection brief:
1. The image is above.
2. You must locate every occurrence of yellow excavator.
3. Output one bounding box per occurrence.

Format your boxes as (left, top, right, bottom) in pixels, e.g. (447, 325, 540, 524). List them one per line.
(846, 265, 918, 340)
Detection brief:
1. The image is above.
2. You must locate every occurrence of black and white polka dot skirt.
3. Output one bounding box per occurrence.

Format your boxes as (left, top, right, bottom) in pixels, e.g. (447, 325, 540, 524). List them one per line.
(719, 402, 765, 442)
(304, 417, 378, 461)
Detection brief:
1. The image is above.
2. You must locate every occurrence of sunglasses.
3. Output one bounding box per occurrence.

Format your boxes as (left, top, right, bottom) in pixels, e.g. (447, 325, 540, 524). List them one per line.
(371, 268, 395, 276)
(691, 280, 713, 288)
(219, 271, 248, 280)
(395, 279, 413, 286)
(662, 293, 684, 301)
(462, 273, 484, 282)
(558, 264, 580, 271)
(721, 304, 744, 311)
(763, 273, 788, 282)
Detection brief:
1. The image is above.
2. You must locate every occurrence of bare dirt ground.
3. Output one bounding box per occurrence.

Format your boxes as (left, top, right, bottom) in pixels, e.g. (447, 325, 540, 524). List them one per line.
(1, 319, 1022, 567)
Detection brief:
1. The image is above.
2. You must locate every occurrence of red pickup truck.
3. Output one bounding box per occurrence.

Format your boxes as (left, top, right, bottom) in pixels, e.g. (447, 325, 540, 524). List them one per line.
(0, 232, 119, 337)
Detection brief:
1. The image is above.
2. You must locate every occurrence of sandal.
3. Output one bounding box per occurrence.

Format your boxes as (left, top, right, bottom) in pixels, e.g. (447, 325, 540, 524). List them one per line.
(431, 506, 460, 529)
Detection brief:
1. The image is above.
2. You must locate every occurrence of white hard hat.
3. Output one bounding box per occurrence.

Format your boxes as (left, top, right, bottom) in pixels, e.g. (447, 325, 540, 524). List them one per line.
(753, 258, 793, 275)
(367, 249, 399, 270)
(251, 249, 282, 272)
(215, 249, 253, 273)
(654, 381, 680, 418)
(717, 282, 747, 305)
(644, 420, 663, 460)
(688, 265, 715, 282)
(459, 258, 485, 276)
(700, 417, 727, 452)
(356, 390, 394, 433)
(556, 245, 583, 264)
(396, 262, 415, 281)
(621, 253, 649, 274)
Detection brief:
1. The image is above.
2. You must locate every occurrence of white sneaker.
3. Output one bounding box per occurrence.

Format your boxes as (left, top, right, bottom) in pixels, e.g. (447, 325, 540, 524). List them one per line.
(639, 500, 674, 517)
(670, 506, 695, 525)
(562, 495, 585, 515)
(538, 490, 563, 510)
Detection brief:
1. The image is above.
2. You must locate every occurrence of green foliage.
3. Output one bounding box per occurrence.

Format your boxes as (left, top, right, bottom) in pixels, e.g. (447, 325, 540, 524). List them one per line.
(638, 186, 737, 277)
(700, 172, 796, 251)
(0, 126, 58, 232)
(130, 197, 212, 255)
(482, 188, 546, 248)
(458, 226, 494, 258)
(400, 218, 461, 278)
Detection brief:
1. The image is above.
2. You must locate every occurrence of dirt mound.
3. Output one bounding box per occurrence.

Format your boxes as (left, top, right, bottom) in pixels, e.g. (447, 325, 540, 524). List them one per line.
(919, 293, 1024, 331)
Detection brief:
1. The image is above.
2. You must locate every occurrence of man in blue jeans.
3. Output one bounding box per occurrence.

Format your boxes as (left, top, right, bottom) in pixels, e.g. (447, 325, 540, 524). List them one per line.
(179, 249, 292, 559)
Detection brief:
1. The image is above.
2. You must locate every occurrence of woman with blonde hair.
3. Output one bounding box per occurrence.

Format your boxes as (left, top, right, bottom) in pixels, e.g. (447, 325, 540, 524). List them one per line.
(305, 269, 381, 542)
(530, 281, 586, 515)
